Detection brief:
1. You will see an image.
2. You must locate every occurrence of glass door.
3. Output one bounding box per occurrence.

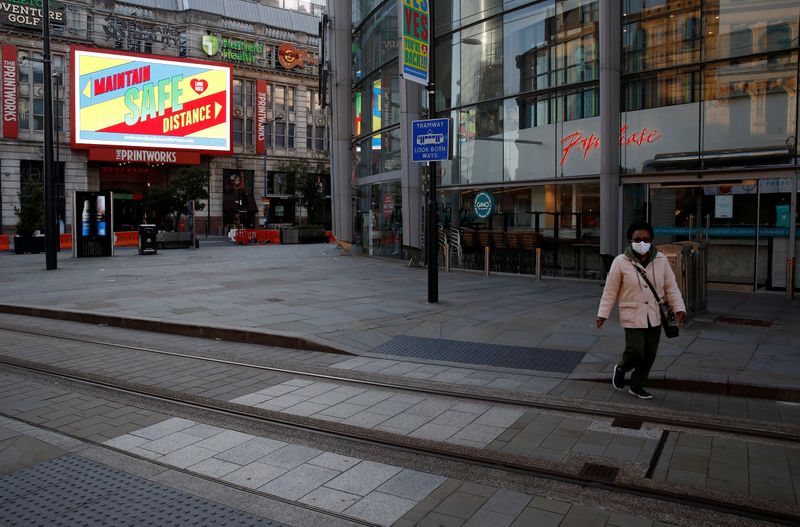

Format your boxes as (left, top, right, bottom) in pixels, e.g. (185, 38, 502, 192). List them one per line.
(648, 182, 759, 290)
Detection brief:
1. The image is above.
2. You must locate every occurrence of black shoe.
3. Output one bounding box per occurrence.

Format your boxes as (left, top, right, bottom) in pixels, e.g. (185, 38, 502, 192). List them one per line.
(612, 364, 625, 390)
(628, 386, 653, 399)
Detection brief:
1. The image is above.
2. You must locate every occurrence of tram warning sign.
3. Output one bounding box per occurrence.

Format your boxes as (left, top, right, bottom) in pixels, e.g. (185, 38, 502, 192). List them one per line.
(412, 118, 450, 162)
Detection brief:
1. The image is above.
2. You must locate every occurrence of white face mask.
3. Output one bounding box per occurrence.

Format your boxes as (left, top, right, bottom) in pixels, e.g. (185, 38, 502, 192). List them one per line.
(631, 241, 651, 255)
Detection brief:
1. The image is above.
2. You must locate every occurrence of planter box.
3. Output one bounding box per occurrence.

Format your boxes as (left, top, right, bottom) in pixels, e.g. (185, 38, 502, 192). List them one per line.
(280, 228, 300, 244)
(14, 235, 46, 254)
(299, 229, 327, 244)
(157, 231, 193, 249)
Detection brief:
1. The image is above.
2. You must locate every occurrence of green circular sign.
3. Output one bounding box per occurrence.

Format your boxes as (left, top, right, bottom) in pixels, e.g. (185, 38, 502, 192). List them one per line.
(473, 192, 495, 219)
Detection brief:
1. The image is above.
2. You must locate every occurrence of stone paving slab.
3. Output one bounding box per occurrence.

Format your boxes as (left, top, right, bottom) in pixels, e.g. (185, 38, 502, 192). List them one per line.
(1, 243, 799, 400)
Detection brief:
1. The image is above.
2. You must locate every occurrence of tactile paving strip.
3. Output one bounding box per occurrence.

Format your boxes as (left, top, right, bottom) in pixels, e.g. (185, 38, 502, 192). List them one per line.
(0, 455, 286, 527)
(371, 335, 584, 373)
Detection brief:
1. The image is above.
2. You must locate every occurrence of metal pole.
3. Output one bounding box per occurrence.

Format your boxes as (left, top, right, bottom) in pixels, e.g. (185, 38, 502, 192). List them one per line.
(262, 116, 282, 228)
(788, 170, 797, 299)
(53, 72, 60, 234)
(43, 0, 57, 270)
(426, 0, 437, 303)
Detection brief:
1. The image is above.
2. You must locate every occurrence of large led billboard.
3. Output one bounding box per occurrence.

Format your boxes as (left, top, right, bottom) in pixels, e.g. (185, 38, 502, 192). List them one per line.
(71, 47, 232, 154)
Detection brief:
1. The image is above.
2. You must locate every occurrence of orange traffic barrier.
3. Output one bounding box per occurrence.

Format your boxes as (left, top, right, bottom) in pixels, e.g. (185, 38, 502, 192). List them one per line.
(115, 231, 138, 247)
(59, 233, 72, 249)
(0, 235, 8, 251)
(234, 229, 279, 245)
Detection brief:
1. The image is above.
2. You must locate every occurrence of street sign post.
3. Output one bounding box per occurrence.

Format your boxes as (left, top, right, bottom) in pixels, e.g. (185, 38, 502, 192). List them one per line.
(412, 119, 450, 162)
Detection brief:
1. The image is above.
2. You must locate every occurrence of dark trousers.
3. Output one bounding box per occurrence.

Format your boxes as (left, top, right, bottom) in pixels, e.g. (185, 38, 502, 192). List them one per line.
(620, 325, 661, 389)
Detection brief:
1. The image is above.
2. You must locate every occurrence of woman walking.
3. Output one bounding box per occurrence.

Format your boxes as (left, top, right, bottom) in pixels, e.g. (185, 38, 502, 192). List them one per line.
(596, 222, 686, 399)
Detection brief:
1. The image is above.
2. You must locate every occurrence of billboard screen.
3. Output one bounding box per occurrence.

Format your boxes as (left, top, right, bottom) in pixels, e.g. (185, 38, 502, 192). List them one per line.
(71, 47, 232, 154)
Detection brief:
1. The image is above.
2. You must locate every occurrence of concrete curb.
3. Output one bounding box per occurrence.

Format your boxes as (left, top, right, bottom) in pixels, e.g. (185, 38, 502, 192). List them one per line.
(572, 373, 800, 402)
(0, 304, 357, 356)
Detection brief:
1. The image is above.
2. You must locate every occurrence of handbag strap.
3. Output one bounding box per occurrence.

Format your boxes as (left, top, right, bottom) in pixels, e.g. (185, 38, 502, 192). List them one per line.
(628, 258, 664, 305)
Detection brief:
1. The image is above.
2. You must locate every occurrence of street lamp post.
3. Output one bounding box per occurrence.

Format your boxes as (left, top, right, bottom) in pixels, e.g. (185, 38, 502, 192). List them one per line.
(262, 114, 284, 227)
(52, 71, 61, 232)
(42, 0, 57, 270)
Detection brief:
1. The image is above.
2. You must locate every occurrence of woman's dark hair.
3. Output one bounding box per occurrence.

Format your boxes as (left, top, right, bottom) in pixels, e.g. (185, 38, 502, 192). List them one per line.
(626, 222, 654, 241)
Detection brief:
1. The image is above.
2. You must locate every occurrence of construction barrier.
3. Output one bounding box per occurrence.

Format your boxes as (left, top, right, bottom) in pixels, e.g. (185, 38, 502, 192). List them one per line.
(234, 229, 279, 245)
(0, 235, 8, 251)
(325, 231, 336, 243)
(115, 231, 139, 247)
(59, 234, 72, 250)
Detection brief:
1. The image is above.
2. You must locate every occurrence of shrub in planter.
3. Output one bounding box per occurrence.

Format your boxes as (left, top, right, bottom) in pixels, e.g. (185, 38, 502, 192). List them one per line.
(13, 172, 45, 254)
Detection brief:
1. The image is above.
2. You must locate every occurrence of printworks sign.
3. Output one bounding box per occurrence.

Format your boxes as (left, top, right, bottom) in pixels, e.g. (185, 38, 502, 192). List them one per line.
(1, 44, 17, 138)
(201, 34, 264, 65)
(0, 0, 64, 29)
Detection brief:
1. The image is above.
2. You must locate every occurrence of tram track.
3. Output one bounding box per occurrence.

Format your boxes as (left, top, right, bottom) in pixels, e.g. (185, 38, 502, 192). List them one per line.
(0, 322, 796, 444)
(0, 354, 798, 526)
(0, 323, 799, 525)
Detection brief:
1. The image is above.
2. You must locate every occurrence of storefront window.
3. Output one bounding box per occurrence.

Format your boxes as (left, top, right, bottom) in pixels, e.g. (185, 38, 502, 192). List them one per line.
(702, 1, 800, 61)
(460, 17, 503, 105)
(353, 63, 400, 139)
(703, 52, 797, 160)
(354, 180, 403, 257)
(352, 1, 398, 80)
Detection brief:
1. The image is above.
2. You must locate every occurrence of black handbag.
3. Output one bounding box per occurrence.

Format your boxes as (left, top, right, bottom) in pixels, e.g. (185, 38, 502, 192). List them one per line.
(630, 259, 680, 338)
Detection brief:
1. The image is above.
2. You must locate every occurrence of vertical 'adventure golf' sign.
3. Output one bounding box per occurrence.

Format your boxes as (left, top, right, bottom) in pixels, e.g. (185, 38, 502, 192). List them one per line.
(401, 0, 429, 86)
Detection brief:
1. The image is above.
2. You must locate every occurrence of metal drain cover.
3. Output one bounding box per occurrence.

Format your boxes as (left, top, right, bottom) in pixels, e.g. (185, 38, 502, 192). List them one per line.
(579, 462, 619, 483)
(715, 316, 772, 327)
(611, 418, 643, 430)
(372, 335, 584, 373)
(0, 455, 286, 527)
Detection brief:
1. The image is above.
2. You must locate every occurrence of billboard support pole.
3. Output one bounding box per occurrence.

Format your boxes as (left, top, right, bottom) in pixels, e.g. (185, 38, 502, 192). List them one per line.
(43, 0, 57, 270)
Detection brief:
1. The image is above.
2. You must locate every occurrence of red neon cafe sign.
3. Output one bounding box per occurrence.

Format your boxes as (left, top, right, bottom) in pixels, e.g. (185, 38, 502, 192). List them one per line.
(560, 125, 662, 166)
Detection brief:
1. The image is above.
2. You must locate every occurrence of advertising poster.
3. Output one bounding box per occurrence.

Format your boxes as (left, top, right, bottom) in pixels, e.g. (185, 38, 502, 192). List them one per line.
(71, 47, 232, 153)
(714, 195, 733, 219)
(401, 0, 429, 86)
(74, 191, 113, 257)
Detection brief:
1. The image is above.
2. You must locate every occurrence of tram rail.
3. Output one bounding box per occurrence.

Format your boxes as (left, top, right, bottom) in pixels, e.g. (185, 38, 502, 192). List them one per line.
(0, 322, 796, 444)
(0, 321, 799, 525)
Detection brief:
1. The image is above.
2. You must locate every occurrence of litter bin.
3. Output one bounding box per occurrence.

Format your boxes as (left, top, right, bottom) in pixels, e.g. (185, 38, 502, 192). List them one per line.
(138, 224, 158, 255)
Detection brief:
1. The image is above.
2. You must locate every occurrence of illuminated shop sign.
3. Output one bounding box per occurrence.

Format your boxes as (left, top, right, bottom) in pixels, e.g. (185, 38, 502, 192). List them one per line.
(256, 79, 267, 154)
(0, 0, 64, 29)
(71, 47, 232, 153)
(372, 80, 381, 150)
(560, 125, 662, 166)
(401, 0, 429, 86)
(1, 44, 17, 138)
(202, 35, 264, 65)
(278, 43, 311, 70)
(87, 147, 200, 164)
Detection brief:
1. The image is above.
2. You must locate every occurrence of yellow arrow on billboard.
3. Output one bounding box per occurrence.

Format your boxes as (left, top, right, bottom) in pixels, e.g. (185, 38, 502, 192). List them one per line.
(83, 81, 92, 99)
(214, 102, 222, 119)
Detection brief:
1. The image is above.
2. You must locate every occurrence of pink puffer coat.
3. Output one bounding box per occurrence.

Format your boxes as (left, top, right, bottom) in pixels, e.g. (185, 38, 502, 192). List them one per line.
(597, 252, 686, 329)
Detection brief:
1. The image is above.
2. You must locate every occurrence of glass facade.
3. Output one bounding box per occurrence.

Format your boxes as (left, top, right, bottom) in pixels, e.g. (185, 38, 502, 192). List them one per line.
(341, 0, 799, 288)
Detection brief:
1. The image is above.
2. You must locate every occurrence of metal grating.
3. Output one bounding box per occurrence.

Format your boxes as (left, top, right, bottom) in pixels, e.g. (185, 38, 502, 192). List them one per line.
(371, 336, 584, 373)
(715, 316, 773, 327)
(611, 417, 643, 430)
(0, 455, 286, 527)
(579, 462, 619, 483)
